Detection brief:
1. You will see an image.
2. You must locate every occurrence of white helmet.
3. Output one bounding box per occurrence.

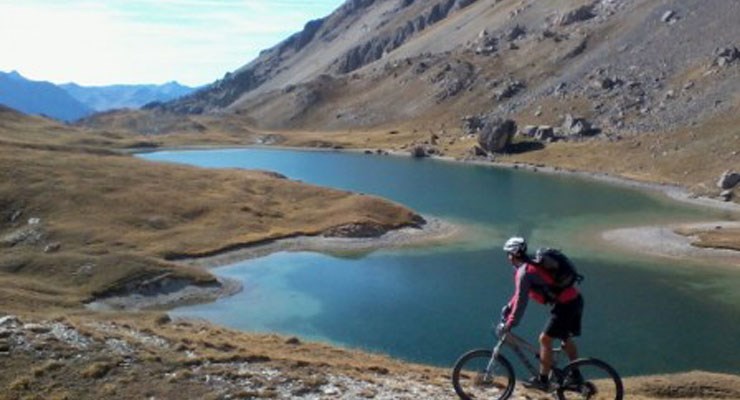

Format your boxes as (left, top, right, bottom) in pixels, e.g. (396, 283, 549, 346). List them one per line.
(503, 236, 527, 255)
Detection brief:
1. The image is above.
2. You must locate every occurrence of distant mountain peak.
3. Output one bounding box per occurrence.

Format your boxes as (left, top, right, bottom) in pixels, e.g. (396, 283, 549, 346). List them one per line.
(6, 70, 25, 80)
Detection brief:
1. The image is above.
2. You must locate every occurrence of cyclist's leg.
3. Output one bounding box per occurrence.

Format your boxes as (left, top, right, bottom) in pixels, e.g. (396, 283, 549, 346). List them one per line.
(543, 296, 583, 372)
(538, 332, 554, 376)
(563, 337, 578, 361)
(563, 294, 584, 362)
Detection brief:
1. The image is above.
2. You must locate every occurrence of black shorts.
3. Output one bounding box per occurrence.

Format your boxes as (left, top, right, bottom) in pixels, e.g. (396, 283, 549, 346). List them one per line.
(544, 295, 583, 340)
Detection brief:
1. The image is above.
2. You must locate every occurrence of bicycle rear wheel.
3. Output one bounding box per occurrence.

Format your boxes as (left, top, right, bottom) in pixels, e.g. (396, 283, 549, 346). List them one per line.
(452, 349, 515, 400)
(556, 358, 623, 400)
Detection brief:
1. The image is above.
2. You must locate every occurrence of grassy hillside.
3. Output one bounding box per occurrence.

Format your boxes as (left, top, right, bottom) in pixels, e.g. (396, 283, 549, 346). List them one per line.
(0, 107, 421, 313)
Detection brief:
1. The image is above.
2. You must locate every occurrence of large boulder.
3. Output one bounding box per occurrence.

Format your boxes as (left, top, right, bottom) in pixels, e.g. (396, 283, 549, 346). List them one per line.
(478, 118, 517, 153)
(717, 170, 740, 190)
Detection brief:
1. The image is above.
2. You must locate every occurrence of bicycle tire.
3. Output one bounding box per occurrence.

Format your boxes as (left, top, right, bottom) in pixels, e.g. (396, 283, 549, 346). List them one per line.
(452, 349, 515, 400)
(556, 358, 624, 400)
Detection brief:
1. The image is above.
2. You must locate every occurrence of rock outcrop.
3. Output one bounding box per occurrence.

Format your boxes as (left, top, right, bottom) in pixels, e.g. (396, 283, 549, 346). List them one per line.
(336, 0, 478, 74)
(559, 3, 596, 26)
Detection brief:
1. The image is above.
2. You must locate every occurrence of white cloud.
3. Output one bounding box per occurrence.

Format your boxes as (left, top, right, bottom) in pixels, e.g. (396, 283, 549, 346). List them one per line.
(0, 0, 343, 86)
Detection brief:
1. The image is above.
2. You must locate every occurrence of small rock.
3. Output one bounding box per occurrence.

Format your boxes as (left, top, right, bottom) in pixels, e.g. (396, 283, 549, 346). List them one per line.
(74, 263, 95, 276)
(593, 77, 617, 90)
(286, 337, 302, 345)
(44, 242, 61, 253)
(714, 47, 740, 67)
(495, 80, 525, 100)
(154, 314, 172, 325)
(9, 210, 22, 223)
(560, 4, 596, 26)
(520, 125, 538, 137)
(0, 316, 21, 328)
(27, 218, 41, 225)
(368, 366, 390, 375)
(717, 170, 740, 190)
(461, 115, 484, 135)
(720, 190, 733, 201)
(410, 145, 428, 158)
(534, 126, 555, 141)
(471, 145, 488, 157)
(506, 24, 526, 42)
(562, 114, 594, 136)
(322, 386, 340, 396)
(24, 323, 51, 334)
(661, 10, 675, 23)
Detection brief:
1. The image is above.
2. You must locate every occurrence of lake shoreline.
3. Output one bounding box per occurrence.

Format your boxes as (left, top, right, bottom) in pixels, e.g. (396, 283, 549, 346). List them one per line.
(89, 216, 464, 310)
(177, 215, 463, 269)
(134, 143, 740, 213)
(134, 144, 740, 284)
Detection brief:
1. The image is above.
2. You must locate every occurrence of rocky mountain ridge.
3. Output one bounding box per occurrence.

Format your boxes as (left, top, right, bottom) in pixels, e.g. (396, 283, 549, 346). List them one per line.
(157, 0, 739, 136)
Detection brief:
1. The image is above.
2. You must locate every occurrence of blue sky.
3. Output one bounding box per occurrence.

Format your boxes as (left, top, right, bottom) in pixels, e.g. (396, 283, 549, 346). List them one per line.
(0, 0, 344, 86)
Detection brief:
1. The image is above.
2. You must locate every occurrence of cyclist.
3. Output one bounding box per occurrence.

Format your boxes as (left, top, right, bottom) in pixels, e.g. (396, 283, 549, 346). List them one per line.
(498, 236, 584, 391)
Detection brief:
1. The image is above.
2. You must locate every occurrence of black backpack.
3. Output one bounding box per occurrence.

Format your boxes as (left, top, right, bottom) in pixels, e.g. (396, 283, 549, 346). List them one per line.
(533, 248, 584, 292)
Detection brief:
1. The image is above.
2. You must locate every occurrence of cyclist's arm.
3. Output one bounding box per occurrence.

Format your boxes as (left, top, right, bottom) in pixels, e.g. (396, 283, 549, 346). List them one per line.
(506, 267, 531, 329)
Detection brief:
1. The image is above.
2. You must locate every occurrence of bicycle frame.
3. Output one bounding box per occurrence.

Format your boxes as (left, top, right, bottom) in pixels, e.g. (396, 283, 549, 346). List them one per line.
(492, 331, 565, 379)
(453, 330, 624, 400)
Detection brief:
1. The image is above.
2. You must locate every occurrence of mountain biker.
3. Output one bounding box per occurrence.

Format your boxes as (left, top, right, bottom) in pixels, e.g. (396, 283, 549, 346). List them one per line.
(498, 236, 584, 391)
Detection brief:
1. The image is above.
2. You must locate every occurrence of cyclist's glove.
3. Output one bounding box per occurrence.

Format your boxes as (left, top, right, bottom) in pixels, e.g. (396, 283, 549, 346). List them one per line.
(500, 303, 512, 321)
(495, 322, 510, 337)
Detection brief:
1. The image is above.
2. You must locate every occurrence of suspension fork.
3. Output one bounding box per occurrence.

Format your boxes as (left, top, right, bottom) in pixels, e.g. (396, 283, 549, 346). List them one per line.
(485, 334, 507, 376)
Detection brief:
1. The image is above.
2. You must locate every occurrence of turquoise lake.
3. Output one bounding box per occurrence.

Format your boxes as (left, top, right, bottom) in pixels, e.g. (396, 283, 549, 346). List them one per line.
(139, 148, 740, 376)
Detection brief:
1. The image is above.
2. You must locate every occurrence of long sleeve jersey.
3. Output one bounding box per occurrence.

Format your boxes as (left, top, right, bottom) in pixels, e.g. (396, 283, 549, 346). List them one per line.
(505, 262, 579, 328)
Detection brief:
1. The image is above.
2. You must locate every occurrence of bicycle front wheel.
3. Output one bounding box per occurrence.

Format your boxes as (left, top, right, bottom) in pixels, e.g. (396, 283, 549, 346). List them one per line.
(557, 358, 623, 400)
(452, 349, 515, 400)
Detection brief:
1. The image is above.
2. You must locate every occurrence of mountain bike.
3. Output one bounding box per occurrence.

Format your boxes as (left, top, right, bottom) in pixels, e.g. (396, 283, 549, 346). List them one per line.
(452, 329, 623, 399)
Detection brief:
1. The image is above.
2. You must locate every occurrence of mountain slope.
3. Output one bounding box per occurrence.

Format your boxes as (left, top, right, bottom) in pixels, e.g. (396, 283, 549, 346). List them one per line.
(0, 71, 92, 122)
(60, 81, 195, 111)
(159, 0, 739, 134)
(83, 0, 739, 200)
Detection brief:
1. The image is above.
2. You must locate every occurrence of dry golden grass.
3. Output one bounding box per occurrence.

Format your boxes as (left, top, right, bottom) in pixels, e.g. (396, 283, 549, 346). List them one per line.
(2, 312, 738, 400)
(0, 107, 419, 313)
(675, 226, 740, 251)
